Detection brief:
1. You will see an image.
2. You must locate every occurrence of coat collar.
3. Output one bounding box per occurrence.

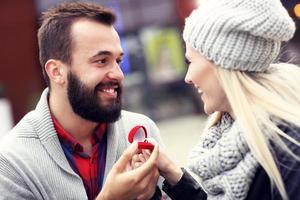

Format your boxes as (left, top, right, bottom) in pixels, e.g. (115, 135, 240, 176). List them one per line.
(33, 88, 77, 176)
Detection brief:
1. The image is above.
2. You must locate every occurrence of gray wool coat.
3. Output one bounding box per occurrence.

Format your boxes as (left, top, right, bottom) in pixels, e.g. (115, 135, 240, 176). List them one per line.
(0, 88, 162, 200)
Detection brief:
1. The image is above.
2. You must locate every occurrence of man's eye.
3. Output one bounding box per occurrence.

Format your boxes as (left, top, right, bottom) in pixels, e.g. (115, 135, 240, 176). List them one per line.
(96, 59, 107, 64)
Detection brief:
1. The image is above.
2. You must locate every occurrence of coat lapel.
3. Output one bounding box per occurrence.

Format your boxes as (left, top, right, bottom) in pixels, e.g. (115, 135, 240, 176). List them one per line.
(32, 88, 79, 177)
(103, 122, 118, 181)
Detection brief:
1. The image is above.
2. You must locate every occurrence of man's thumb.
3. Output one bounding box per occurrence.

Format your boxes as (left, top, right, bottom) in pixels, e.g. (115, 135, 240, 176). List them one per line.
(113, 142, 138, 172)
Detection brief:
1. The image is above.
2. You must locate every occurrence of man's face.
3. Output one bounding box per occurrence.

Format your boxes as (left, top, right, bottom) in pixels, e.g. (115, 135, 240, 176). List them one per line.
(67, 70, 122, 123)
(67, 19, 124, 123)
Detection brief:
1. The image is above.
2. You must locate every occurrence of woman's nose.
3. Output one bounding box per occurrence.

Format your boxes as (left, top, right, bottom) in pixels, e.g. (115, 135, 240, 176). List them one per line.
(184, 71, 193, 84)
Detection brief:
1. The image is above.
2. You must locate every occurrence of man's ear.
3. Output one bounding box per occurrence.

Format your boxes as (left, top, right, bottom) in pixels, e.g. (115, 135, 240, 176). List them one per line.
(44, 59, 66, 85)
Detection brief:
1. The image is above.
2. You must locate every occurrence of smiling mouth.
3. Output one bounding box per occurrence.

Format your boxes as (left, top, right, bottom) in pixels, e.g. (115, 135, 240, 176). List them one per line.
(197, 89, 203, 95)
(194, 84, 203, 95)
(102, 88, 116, 94)
(99, 86, 118, 97)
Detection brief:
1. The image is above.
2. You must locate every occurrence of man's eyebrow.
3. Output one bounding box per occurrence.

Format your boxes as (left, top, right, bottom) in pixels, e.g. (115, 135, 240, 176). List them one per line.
(89, 51, 112, 61)
(89, 51, 124, 61)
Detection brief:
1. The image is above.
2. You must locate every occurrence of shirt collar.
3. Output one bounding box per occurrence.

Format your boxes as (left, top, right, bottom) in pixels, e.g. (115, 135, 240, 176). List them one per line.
(51, 115, 107, 153)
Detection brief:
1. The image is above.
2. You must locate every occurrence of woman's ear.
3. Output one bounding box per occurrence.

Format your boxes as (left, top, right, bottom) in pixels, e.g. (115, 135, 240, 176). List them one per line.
(44, 59, 66, 85)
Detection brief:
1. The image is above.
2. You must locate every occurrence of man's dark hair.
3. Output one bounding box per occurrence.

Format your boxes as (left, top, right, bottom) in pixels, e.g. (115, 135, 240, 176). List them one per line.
(38, 2, 116, 87)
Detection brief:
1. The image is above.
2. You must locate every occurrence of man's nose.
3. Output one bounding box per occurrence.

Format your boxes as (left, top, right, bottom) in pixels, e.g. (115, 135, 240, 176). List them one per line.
(108, 63, 125, 81)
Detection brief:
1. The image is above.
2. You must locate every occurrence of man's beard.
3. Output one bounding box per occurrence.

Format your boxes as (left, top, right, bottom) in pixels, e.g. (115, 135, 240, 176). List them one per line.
(67, 71, 122, 123)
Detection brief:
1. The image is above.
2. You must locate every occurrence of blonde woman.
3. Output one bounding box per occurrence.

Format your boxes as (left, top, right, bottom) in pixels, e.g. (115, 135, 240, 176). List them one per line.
(134, 0, 300, 199)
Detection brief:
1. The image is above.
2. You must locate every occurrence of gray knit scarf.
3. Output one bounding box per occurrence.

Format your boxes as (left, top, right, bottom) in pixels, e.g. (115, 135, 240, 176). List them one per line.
(188, 113, 259, 200)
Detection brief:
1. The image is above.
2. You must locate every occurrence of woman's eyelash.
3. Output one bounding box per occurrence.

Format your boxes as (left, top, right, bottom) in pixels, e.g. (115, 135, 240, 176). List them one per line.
(117, 59, 123, 64)
(185, 58, 191, 65)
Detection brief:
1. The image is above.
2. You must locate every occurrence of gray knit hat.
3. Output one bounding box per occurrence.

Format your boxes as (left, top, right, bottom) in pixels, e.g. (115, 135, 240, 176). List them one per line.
(183, 0, 296, 72)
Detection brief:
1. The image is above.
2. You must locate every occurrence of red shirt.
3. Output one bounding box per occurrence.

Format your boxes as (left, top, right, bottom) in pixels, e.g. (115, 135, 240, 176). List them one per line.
(52, 116, 107, 200)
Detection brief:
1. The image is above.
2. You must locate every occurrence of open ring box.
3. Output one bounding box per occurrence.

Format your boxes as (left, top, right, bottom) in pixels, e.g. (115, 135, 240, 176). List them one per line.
(128, 125, 154, 151)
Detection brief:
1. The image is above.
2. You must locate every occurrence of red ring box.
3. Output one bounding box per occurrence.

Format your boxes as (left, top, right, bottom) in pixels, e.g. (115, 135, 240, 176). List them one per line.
(128, 125, 154, 151)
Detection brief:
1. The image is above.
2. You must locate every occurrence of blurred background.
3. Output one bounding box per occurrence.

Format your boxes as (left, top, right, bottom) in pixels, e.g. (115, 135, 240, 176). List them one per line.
(0, 0, 299, 166)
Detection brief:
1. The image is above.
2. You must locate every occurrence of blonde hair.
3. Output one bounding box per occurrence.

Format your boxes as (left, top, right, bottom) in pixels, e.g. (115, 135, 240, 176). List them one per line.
(207, 63, 300, 200)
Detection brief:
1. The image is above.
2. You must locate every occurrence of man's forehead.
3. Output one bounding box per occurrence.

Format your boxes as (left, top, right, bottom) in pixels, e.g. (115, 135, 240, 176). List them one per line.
(72, 19, 119, 41)
(70, 19, 122, 55)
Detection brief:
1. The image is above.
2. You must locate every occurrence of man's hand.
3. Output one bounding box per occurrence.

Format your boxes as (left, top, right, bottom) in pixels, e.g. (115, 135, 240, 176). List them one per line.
(96, 142, 159, 200)
(131, 149, 160, 200)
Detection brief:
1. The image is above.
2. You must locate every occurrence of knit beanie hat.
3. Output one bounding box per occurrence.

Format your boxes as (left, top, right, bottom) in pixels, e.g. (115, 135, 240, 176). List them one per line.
(183, 0, 296, 72)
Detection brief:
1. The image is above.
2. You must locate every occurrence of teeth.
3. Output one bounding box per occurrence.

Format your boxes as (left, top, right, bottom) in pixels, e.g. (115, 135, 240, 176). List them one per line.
(103, 89, 115, 94)
(192, 84, 203, 94)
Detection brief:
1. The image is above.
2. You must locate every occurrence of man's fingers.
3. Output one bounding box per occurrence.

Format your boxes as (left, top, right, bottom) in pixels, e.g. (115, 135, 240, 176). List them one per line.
(136, 168, 160, 200)
(139, 166, 159, 187)
(113, 142, 139, 172)
(134, 162, 143, 169)
(131, 144, 159, 178)
(138, 153, 146, 163)
(132, 154, 140, 163)
(142, 149, 151, 159)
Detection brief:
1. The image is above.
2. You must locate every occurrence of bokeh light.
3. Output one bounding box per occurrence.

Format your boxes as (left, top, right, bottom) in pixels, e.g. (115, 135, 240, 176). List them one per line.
(294, 4, 300, 18)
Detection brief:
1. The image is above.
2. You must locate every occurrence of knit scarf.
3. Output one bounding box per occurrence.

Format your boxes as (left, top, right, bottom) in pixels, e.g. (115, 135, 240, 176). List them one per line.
(188, 113, 259, 200)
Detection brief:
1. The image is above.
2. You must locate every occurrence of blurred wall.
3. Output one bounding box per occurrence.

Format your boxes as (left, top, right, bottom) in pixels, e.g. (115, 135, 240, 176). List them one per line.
(0, 0, 44, 123)
(0, 0, 298, 125)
